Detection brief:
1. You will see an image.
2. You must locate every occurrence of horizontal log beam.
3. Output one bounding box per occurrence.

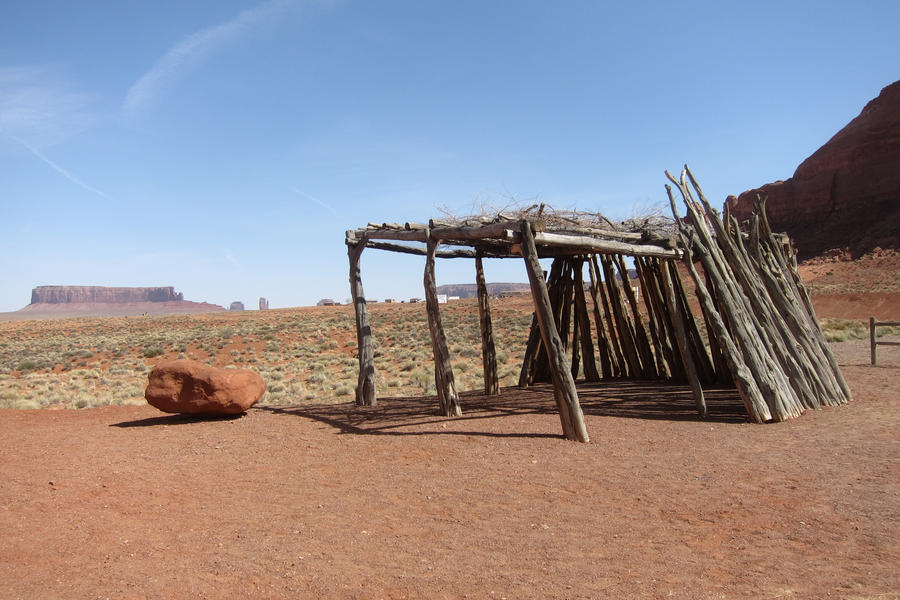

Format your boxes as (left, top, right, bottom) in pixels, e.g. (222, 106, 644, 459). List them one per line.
(429, 220, 522, 241)
(349, 223, 683, 259)
(363, 241, 477, 258)
(531, 232, 683, 258)
(347, 229, 428, 243)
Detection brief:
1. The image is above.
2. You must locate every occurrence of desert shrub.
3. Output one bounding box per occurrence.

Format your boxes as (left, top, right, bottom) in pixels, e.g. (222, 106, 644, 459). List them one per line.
(16, 359, 47, 372)
(306, 373, 326, 384)
(142, 347, 165, 358)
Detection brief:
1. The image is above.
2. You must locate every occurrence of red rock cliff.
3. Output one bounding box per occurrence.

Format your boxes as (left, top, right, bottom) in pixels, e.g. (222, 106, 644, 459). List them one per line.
(726, 80, 900, 259)
(30, 286, 185, 304)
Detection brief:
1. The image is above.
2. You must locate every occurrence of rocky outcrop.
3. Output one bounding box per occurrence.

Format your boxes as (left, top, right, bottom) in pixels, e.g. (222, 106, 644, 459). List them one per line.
(145, 359, 265, 415)
(726, 80, 900, 259)
(259, 297, 269, 311)
(229, 301, 245, 311)
(30, 286, 184, 304)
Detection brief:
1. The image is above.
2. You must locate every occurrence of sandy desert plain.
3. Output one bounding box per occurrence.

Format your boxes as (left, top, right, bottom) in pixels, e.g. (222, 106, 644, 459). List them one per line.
(0, 254, 898, 599)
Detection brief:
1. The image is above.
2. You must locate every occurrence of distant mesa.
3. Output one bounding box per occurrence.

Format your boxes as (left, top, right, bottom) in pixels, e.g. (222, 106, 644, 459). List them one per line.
(317, 298, 337, 306)
(435, 282, 531, 298)
(259, 297, 269, 311)
(31, 285, 184, 304)
(4, 286, 225, 320)
(229, 301, 245, 311)
(727, 79, 900, 259)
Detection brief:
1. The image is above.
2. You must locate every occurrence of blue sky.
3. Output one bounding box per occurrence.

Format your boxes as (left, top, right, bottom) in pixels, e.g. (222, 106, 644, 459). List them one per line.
(1, 1, 898, 312)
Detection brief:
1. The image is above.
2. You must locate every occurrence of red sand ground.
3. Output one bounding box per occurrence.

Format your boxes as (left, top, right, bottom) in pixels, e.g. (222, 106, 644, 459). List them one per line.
(1, 339, 897, 599)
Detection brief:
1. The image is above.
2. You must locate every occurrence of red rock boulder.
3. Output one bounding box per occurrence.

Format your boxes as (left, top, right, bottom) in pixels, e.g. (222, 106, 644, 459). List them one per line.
(145, 360, 265, 415)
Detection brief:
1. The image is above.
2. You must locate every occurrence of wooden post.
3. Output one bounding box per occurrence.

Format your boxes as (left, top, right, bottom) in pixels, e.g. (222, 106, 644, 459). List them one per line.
(572, 258, 601, 381)
(636, 257, 679, 379)
(616, 254, 658, 377)
(870, 317, 877, 366)
(518, 313, 541, 387)
(347, 241, 376, 406)
(520, 220, 590, 442)
(476, 253, 500, 395)
(587, 254, 618, 378)
(424, 236, 462, 417)
(661, 260, 707, 418)
(600, 254, 643, 377)
(532, 258, 567, 383)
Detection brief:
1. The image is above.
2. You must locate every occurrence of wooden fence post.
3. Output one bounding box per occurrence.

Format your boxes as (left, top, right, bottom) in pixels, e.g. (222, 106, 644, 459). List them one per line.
(870, 317, 877, 366)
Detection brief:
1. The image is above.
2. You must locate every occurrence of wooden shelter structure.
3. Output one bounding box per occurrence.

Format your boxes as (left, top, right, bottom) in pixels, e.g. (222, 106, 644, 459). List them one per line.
(345, 167, 851, 442)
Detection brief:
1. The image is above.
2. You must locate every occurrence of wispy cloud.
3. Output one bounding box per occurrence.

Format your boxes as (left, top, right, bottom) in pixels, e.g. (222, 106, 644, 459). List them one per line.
(123, 0, 293, 118)
(223, 251, 242, 269)
(0, 66, 97, 146)
(290, 187, 337, 214)
(9, 135, 110, 199)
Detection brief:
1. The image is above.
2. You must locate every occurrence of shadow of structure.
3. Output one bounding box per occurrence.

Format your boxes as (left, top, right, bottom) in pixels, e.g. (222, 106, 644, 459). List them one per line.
(257, 380, 747, 439)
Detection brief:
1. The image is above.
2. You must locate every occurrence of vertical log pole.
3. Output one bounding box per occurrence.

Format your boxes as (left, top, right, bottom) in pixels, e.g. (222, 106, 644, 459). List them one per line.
(870, 317, 877, 366)
(601, 254, 644, 377)
(572, 259, 601, 381)
(475, 253, 500, 395)
(661, 260, 707, 418)
(518, 313, 541, 387)
(587, 255, 617, 378)
(424, 236, 462, 417)
(347, 240, 376, 406)
(616, 254, 658, 377)
(521, 221, 590, 442)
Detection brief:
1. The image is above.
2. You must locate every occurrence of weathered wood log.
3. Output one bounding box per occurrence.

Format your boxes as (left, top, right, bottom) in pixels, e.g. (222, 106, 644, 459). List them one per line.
(661, 260, 707, 417)
(475, 254, 500, 396)
(635, 257, 677, 379)
(518, 312, 541, 387)
(362, 240, 477, 258)
(600, 254, 644, 377)
(586, 255, 616, 378)
(746, 215, 849, 406)
(697, 265, 732, 385)
(532, 231, 682, 258)
(521, 221, 590, 442)
(753, 197, 852, 403)
(591, 254, 626, 377)
(531, 258, 566, 384)
(668, 260, 716, 384)
(666, 222, 772, 422)
(668, 172, 800, 420)
(683, 169, 823, 415)
(350, 229, 428, 242)
(424, 236, 462, 417)
(572, 259, 601, 381)
(615, 254, 658, 377)
(430, 220, 518, 242)
(347, 241, 376, 406)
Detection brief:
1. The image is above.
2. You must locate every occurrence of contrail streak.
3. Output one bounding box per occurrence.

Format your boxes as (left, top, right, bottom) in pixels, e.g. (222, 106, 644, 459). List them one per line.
(290, 187, 337, 214)
(10, 135, 110, 199)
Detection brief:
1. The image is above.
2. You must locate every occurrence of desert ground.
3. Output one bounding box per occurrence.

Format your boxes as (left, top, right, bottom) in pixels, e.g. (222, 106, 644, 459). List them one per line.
(0, 253, 898, 599)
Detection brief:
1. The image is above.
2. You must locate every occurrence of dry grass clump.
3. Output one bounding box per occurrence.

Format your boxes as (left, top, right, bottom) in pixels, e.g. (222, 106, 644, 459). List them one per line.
(821, 318, 899, 343)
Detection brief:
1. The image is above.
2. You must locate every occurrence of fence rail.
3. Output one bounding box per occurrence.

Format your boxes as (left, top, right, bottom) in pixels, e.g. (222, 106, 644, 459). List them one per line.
(870, 317, 900, 366)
